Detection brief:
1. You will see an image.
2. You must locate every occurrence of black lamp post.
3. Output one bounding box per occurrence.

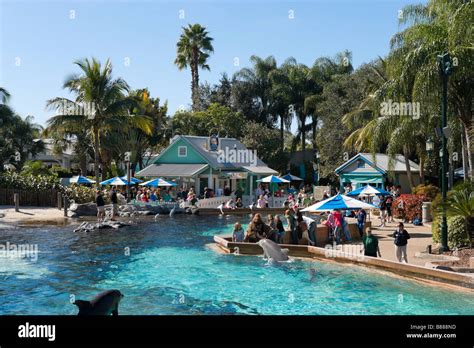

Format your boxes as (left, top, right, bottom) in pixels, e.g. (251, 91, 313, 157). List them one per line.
(125, 151, 131, 203)
(437, 53, 453, 252)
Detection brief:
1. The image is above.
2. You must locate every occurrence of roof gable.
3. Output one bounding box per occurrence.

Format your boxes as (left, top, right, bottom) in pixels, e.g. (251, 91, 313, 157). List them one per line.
(156, 135, 269, 170)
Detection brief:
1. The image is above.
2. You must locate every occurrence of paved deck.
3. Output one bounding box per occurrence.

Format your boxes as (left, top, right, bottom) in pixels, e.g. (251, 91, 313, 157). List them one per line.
(369, 218, 433, 266)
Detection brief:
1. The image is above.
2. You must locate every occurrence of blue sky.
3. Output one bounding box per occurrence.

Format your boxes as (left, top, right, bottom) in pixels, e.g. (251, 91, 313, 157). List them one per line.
(0, 0, 420, 127)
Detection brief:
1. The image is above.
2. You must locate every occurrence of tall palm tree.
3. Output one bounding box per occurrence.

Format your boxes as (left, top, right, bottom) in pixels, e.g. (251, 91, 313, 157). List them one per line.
(46, 58, 151, 184)
(175, 24, 214, 111)
(235, 55, 278, 127)
(390, 0, 474, 180)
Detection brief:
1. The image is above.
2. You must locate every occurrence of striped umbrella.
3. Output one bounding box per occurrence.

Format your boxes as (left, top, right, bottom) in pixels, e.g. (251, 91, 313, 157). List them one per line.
(100, 177, 130, 186)
(282, 173, 303, 181)
(119, 175, 142, 184)
(69, 175, 96, 184)
(301, 194, 376, 212)
(346, 185, 391, 197)
(140, 178, 177, 187)
(256, 175, 290, 183)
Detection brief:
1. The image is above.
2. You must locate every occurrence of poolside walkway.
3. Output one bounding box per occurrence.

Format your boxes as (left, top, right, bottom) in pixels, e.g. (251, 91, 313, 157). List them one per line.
(0, 205, 67, 227)
(370, 219, 433, 267)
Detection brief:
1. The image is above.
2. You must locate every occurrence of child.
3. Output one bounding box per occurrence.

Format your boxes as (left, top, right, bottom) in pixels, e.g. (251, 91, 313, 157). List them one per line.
(232, 222, 245, 242)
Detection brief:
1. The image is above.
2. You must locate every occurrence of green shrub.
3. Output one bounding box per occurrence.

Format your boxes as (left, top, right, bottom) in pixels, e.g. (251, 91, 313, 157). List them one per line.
(412, 184, 439, 201)
(432, 215, 470, 248)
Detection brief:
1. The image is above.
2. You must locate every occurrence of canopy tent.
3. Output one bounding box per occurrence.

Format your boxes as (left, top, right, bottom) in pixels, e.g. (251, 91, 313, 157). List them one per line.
(257, 175, 290, 184)
(282, 173, 303, 181)
(69, 175, 96, 184)
(301, 194, 376, 212)
(139, 178, 177, 187)
(346, 185, 391, 197)
(100, 177, 136, 186)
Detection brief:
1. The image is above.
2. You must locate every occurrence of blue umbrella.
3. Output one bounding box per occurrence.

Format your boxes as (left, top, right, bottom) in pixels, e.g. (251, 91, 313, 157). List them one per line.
(301, 194, 376, 212)
(256, 175, 290, 183)
(347, 185, 391, 197)
(69, 175, 96, 184)
(100, 177, 132, 186)
(140, 178, 177, 187)
(282, 173, 303, 181)
(119, 175, 142, 184)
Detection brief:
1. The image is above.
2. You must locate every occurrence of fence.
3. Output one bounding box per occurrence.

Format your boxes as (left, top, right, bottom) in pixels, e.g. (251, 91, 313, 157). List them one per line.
(0, 188, 59, 207)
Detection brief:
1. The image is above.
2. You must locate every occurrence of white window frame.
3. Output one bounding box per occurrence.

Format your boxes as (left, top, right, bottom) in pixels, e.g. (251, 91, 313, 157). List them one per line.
(178, 146, 187, 157)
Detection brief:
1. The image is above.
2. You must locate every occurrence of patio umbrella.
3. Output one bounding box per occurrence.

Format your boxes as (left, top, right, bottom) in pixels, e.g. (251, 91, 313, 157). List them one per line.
(256, 175, 290, 184)
(119, 175, 142, 184)
(100, 177, 132, 186)
(140, 178, 177, 187)
(282, 173, 303, 181)
(69, 175, 96, 184)
(256, 175, 289, 207)
(301, 194, 376, 212)
(346, 185, 391, 197)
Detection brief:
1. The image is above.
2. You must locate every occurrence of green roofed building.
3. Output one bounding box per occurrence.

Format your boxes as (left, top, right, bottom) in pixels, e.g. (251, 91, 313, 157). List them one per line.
(137, 135, 277, 197)
(335, 153, 420, 193)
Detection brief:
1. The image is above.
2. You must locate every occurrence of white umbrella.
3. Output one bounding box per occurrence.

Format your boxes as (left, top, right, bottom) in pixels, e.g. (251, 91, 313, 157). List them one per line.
(301, 194, 376, 212)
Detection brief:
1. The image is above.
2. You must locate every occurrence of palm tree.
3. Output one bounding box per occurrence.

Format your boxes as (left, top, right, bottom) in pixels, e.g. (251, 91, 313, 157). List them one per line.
(234, 55, 278, 127)
(46, 58, 152, 184)
(390, 0, 474, 180)
(175, 24, 214, 111)
(0, 87, 11, 104)
(442, 187, 474, 247)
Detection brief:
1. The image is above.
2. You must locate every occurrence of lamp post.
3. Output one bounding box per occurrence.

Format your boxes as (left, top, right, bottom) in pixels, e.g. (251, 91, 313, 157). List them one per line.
(314, 151, 320, 185)
(437, 53, 453, 253)
(125, 151, 131, 203)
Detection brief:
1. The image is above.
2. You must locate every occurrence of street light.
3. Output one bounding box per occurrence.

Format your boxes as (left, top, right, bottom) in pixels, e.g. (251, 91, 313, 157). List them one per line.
(437, 52, 453, 253)
(125, 151, 132, 203)
(425, 139, 434, 152)
(314, 151, 320, 185)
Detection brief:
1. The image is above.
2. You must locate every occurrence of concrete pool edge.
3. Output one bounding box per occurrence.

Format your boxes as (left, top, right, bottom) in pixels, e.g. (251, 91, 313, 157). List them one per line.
(213, 236, 474, 290)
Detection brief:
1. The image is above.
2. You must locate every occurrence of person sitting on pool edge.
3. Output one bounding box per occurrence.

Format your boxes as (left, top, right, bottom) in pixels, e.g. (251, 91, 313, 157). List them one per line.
(361, 228, 381, 258)
(244, 213, 271, 243)
(232, 222, 245, 242)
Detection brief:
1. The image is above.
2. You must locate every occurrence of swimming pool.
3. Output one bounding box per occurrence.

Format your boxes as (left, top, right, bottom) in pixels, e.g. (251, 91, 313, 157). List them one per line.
(1, 215, 473, 315)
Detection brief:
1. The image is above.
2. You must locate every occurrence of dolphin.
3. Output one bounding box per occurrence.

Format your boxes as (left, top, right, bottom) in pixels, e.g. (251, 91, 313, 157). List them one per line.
(73, 289, 124, 316)
(169, 205, 177, 217)
(257, 239, 289, 262)
(217, 203, 224, 215)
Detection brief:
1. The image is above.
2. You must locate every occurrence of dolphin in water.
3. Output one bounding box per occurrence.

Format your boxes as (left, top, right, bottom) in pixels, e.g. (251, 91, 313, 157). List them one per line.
(73, 289, 124, 316)
(217, 203, 224, 215)
(169, 205, 177, 217)
(257, 239, 289, 262)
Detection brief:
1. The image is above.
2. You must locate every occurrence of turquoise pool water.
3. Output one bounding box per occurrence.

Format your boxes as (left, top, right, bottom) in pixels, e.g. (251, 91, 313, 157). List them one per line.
(1, 215, 473, 315)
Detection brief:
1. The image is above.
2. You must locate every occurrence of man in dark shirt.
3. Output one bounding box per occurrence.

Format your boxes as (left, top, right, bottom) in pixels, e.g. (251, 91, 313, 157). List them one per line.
(110, 187, 118, 221)
(362, 229, 381, 257)
(393, 222, 411, 263)
(96, 190, 106, 222)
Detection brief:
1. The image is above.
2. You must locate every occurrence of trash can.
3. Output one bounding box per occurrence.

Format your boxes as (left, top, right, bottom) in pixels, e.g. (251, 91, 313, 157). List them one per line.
(422, 202, 432, 223)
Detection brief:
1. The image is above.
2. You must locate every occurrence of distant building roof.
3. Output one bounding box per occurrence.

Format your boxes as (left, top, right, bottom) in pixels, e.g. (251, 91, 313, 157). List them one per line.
(335, 153, 420, 174)
(137, 163, 209, 177)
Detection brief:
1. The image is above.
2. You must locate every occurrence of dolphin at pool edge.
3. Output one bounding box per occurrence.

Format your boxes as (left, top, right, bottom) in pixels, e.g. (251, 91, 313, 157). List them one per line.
(257, 239, 289, 262)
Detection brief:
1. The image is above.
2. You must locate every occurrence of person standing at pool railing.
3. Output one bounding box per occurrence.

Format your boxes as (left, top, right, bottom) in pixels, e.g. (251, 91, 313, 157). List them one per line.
(356, 208, 367, 238)
(284, 209, 298, 245)
(274, 215, 285, 243)
(393, 222, 411, 263)
(302, 215, 316, 246)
